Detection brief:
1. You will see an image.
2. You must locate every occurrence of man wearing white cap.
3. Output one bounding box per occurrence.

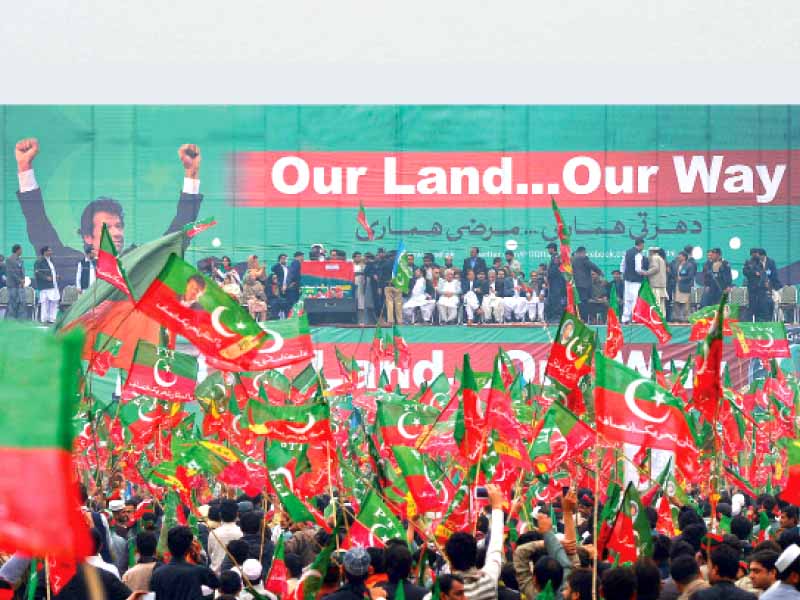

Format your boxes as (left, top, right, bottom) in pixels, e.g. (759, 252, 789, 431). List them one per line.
(761, 544, 800, 599)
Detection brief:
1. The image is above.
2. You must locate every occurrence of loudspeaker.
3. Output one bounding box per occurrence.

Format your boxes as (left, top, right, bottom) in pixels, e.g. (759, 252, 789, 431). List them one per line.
(304, 298, 357, 325)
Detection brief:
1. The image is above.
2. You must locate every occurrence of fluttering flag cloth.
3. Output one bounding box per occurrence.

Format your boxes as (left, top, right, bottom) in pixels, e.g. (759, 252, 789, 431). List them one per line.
(248, 400, 332, 443)
(633, 279, 672, 343)
(341, 490, 406, 549)
(551, 197, 577, 312)
(357, 202, 375, 241)
(594, 352, 698, 477)
(604, 283, 624, 358)
(391, 241, 412, 293)
(182, 216, 217, 239)
(136, 253, 268, 370)
(122, 340, 198, 403)
(544, 311, 594, 412)
(96, 222, 134, 300)
(0, 322, 91, 559)
(693, 295, 727, 424)
(528, 401, 596, 474)
(731, 321, 791, 359)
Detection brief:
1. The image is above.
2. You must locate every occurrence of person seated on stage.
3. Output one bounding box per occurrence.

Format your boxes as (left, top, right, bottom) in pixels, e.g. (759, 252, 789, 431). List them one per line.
(242, 269, 268, 322)
(436, 268, 461, 324)
(422, 253, 440, 281)
(461, 269, 487, 325)
(403, 268, 436, 324)
(428, 268, 442, 301)
(442, 254, 455, 272)
(526, 270, 546, 323)
(221, 272, 241, 299)
(266, 273, 289, 319)
(502, 270, 528, 322)
(481, 269, 504, 323)
(492, 256, 504, 275)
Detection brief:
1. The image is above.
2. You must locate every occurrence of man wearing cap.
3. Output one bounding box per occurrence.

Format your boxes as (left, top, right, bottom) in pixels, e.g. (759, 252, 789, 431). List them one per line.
(761, 544, 800, 599)
(108, 499, 131, 576)
(322, 547, 372, 600)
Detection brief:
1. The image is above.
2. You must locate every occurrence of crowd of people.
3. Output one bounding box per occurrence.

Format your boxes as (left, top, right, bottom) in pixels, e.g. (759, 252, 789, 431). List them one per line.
(5, 484, 800, 599)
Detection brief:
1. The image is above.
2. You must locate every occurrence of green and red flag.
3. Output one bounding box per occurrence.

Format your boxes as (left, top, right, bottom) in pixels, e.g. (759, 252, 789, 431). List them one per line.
(594, 352, 698, 477)
(290, 364, 320, 403)
(606, 483, 653, 565)
(232, 312, 315, 372)
(454, 354, 487, 464)
(780, 439, 800, 505)
(392, 241, 412, 293)
(0, 323, 91, 560)
(544, 310, 594, 414)
(689, 303, 739, 341)
(731, 321, 791, 359)
(342, 489, 406, 549)
(486, 354, 523, 440)
(529, 401, 596, 474)
(357, 202, 375, 241)
(605, 284, 624, 358)
(670, 354, 693, 404)
(265, 534, 287, 597)
(122, 340, 198, 404)
(416, 372, 451, 409)
(97, 222, 134, 300)
(551, 197, 577, 312)
(393, 446, 453, 515)
(182, 216, 217, 239)
(289, 533, 336, 600)
(377, 399, 440, 447)
(268, 467, 331, 531)
(136, 253, 267, 370)
(236, 369, 291, 405)
(693, 294, 727, 424)
(724, 465, 760, 499)
(248, 400, 332, 443)
(632, 279, 672, 343)
(650, 344, 667, 388)
(90, 331, 123, 377)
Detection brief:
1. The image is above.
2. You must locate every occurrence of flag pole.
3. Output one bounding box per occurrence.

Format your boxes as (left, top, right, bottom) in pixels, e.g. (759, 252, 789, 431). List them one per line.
(592, 444, 600, 600)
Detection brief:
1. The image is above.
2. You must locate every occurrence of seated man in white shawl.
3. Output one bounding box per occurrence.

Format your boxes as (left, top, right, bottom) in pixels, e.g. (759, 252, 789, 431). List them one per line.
(436, 268, 461, 324)
(402, 268, 436, 323)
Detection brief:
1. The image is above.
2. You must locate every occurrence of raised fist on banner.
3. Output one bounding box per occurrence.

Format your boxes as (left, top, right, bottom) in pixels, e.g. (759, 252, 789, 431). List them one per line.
(178, 143, 201, 178)
(15, 137, 39, 172)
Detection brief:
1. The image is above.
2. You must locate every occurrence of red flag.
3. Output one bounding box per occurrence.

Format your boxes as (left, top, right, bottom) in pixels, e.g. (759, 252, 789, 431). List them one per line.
(692, 295, 726, 424)
(604, 284, 624, 358)
(632, 280, 671, 343)
(454, 355, 486, 464)
(96, 222, 134, 300)
(357, 202, 375, 241)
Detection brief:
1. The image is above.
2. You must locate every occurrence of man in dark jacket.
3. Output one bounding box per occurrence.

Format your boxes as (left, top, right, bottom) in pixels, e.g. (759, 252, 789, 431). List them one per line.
(4, 244, 25, 320)
(545, 243, 566, 322)
(744, 248, 782, 321)
(462, 247, 487, 277)
(322, 547, 372, 600)
(220, 510, 274, 577)
(151, 526, 219, 600)
(693, 544, 757, 600)
(571, 247, 603, 321)
(285, 251, 304, 306)
(378, 542, 428, 600)
(701, 248, 732, 308)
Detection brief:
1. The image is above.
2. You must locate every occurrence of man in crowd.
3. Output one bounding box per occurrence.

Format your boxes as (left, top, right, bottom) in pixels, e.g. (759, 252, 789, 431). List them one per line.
(14, 138, 203, 289)
(208, 500, 242, 574)
(151, 526, 220, 599)
(75, 245, 96, 293)
(571, 246, 603, 321)
(461, 268, 486, 324)
(745, 550, 778, 597)
(462, 247, 487, 276)
(504, 250, 521, 275)
(545, 242, 566, 321)
(122, 532, 159, 591)
(744, 248, 782, 321)
(621, 237, 646, 323)
(422, 253, 439, 280)
(701, 247, 732, 308)
(694, 543, 757, 599)
(526, 269, 546, 322)
(5, 244, 26, 320)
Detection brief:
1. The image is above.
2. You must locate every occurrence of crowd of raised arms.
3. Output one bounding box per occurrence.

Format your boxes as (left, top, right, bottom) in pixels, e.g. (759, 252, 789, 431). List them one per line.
(4, 483, 800, 600)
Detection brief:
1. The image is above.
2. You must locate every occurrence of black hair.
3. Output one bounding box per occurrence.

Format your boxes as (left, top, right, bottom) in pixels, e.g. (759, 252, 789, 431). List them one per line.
(294, 251, 304, 257)
(278, 253, 287, 260)
(166, 525, 194, 559)
(634, 238, 645, 246)
(90, 527, 104, 555)
(227, 539, 250, 564)
(187, 273, 207, 289)
(669, 540, 695, 561)
(634, 558, 661, 600)
(759, 494, 777, 512)
(533, 556, 563, 593)
(208, 504, 221, 522)
(135, 531, 157, 557)
(11, 244, 21, 254)
(678, 251, 688, 259)
(778, 527, 800, 550)
(80, 197, 124, 236)
(681, 522, 708, 552)
(240, 510, 262, 535)
(500, 563, 519, 590)
(546, 242, 557, 251)
(710, 543, 741, 580)
(219, 570, 242, 595)
(750, 550, 779, 573)
(710, 247, 722, 255)
(731, 515, 753, 541)
(438, 574, 464, 595)
(652, 534, 671, 563)
(367, 547, 386, 575)
(219, 499, 238, 523)
(516, 531, 542, 546)
(445, 532, 477, 571)
(285, 553, 303, 578)
(385, 543, 412, 583)
(669, 554, 700, 585)
(40, 246, 50, 256)
(566, 568, 593, 599)
(783, 506, 799, 521)
(601, 566, 636, 600)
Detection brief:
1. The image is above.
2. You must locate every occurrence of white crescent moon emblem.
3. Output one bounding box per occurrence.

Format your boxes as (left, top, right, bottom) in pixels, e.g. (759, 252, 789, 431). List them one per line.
(565, 338, 578, 361)
(211, 306, 237, 338)
(624, 378, 670, 424)
(548, 429, 568, 465)
(271, 467, 295, 491)
(648, 306, 661, 326)
(397, 412, 418, 440)
(286, 413, 316, 435)
(138, 403, 154, 422)
(433, 392, 449, 406)
(760, 332, 775, 349)
(258, 328, 285, 354)
(231, 415, 243, 436)
(368, 523, 387, 547)
(437, 484, 450, 509)
(153, 359, 178, 388)
(252, 371, 267, 393)
(214, 383, 227, 399)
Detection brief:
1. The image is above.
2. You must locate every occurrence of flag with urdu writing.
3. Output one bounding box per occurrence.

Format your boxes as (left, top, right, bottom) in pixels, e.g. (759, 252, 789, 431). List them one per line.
(377, 399, 440, 447)
(122, 340, 198, 404)
(392, 241, 412, 293)
(91, 331, 123, 377)
(248, 400, 332, 443)
(632, 279, 672, 343)
(182, 216, 217, 239)
(544, 310, 594, 410)
(454, 354, 487, 464)
(528, 401, 596, 474)
(342, 490, 406, 549)
(393, 446, 453, 515)
(97, 222, 134, 300)
(605, 284, 624, 358)
(357, 202, 375, 241)
(265, 535, 287, 597)
(222, 312, 315, 373)
(731, 321, 791, 359)
(136, 253, 268, 370)
(0, 323, 92, 559)
(594, 352, 698, 478)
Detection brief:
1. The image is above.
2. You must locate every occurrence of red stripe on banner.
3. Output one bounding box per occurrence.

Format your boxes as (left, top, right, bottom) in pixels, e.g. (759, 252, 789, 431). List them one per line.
(230, 150, 798, 208)
(0, 447, 91, 560)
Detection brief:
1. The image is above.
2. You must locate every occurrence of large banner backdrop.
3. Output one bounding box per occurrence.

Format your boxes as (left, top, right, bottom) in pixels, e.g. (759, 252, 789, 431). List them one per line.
(2, 105, 799, 282)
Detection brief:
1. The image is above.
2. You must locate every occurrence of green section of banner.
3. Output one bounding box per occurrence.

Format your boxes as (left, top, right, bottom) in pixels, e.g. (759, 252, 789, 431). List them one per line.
(2, 105, 799, 279)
